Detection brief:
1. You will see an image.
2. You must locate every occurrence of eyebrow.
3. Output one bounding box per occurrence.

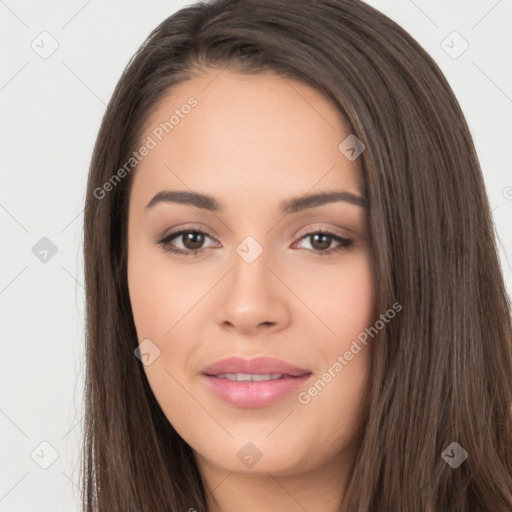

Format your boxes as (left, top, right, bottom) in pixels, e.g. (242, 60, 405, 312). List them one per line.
(145, 189, 367, 214)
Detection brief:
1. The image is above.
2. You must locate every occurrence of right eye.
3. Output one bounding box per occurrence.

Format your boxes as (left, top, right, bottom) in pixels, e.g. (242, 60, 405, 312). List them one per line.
(157, 229, 219, 256)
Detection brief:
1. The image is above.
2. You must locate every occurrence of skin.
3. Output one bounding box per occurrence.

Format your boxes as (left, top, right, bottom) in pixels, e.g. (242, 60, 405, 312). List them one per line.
(127, 68, 375, 512)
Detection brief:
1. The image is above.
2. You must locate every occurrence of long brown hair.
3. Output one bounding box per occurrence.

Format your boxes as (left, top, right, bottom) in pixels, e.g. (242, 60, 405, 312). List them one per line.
(82, 0, 512, 510)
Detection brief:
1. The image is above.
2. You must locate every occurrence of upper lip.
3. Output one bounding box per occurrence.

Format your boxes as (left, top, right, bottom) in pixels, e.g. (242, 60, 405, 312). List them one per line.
(202, 356, 311, 377)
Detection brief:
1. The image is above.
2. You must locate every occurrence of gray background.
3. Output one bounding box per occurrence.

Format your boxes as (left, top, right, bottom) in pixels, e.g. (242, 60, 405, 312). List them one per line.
(1, 0, 511, 510)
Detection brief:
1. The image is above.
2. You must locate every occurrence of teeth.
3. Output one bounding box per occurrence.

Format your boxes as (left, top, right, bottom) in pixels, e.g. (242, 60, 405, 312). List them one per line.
(216, 373, 283, 381)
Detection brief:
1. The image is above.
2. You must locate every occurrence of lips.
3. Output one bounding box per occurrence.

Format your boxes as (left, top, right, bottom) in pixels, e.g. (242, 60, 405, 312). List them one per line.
(201, 356, 312, 408)
(202, 356, 311, 378)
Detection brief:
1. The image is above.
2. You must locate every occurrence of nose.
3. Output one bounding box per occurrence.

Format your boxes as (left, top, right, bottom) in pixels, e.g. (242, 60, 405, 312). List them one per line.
(215, 248, 290, 336)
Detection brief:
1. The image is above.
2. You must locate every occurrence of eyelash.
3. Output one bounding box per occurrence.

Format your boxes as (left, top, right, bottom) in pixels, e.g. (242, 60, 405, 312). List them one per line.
(157, 227, 354, 257)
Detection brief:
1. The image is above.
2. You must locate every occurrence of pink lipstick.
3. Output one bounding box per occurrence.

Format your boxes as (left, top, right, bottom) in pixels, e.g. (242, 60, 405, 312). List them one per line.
(201, 356, 312, 408)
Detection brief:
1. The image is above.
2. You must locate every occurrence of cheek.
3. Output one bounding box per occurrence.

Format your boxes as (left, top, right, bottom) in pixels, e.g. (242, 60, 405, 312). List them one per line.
(301, 252, 375, 341)
(127, 244, 207, 341)
(127, 247, 208, 398)
(127, 252, 199, 428)
(294, 254, 374, 418)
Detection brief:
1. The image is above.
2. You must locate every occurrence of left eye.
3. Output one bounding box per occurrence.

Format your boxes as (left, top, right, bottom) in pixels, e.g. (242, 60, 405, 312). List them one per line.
(157, 229, 353, 257)
(293, 231, 353, 254)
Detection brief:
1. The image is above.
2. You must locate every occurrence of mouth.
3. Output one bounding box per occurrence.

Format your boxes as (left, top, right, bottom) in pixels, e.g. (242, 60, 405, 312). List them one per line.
(214, 372, 291, 381)
(201, 356, 312, 408)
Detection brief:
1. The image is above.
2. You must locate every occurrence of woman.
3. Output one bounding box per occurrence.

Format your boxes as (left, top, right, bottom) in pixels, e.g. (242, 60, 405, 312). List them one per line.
(82, 0, 512, 510)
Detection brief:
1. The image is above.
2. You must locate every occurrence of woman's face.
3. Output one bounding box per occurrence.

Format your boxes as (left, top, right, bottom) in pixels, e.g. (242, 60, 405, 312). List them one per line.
(127, 69, 374, 479)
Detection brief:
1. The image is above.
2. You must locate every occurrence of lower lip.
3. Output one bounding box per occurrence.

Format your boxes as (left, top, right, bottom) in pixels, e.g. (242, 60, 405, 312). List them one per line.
(202, 374, 311, 408)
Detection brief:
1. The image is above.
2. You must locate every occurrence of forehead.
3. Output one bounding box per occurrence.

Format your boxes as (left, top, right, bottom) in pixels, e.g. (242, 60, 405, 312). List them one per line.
(129, 69, 364, 214)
